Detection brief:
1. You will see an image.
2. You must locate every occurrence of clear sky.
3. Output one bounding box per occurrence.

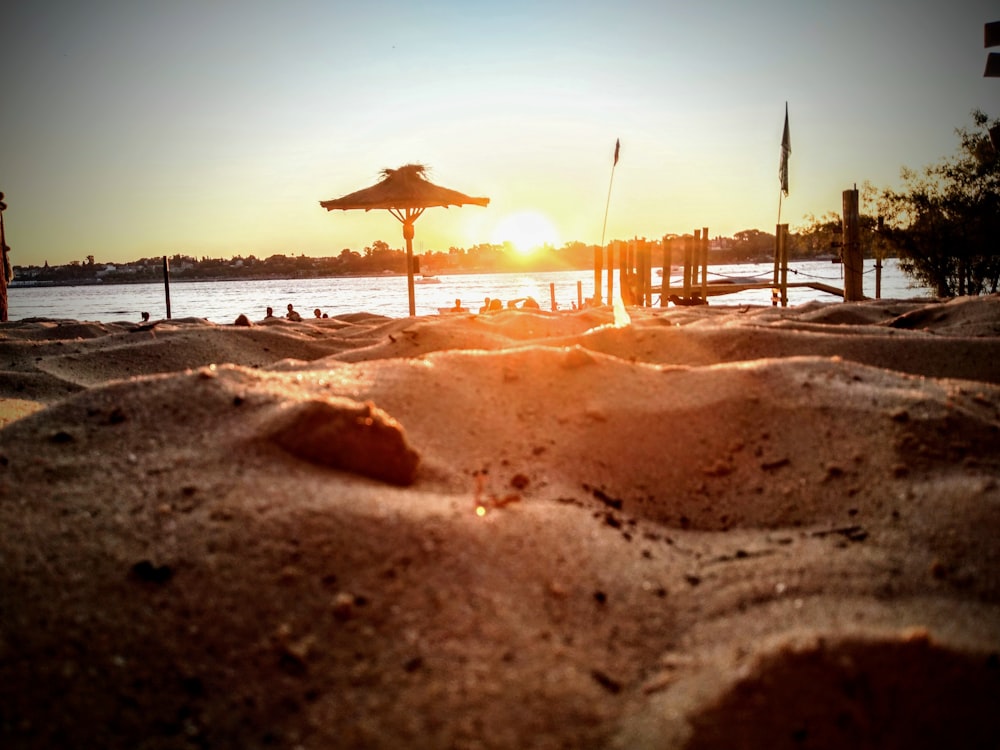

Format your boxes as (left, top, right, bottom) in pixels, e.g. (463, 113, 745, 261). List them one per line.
(1, 0, 996, 266)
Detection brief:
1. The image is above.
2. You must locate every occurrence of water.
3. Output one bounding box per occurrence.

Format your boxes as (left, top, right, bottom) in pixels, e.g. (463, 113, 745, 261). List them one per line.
(7, 259, 934, 324)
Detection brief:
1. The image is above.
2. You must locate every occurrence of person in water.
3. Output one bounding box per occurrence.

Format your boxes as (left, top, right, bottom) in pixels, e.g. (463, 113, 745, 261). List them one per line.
(286, 304, 302, 321)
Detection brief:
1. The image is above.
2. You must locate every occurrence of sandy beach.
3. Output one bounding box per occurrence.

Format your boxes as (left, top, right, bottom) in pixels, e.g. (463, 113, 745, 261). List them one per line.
(1, 296, 999, 749)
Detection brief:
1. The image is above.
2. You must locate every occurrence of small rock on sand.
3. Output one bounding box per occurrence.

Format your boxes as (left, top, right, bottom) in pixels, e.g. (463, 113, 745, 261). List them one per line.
(268, 398, 420, 486)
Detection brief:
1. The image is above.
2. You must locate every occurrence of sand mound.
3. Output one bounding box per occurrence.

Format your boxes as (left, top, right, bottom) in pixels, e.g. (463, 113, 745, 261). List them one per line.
(1, 297, 998, 749)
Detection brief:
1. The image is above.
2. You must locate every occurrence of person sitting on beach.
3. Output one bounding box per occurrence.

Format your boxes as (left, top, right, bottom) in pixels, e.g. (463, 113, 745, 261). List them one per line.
(286, 303, 302, 322)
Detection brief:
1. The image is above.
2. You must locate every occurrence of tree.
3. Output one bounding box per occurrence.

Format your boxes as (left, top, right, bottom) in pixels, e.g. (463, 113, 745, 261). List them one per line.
(731, 229, 775, 261)
(878, 110, 1000, 296)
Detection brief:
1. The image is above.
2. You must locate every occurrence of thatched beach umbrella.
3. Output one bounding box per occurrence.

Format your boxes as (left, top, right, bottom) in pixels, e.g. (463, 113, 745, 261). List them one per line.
(320, 164, 489, 315)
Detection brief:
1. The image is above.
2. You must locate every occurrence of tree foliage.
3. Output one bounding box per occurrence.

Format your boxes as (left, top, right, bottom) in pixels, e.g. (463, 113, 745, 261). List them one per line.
(878, 110, 1000, 296)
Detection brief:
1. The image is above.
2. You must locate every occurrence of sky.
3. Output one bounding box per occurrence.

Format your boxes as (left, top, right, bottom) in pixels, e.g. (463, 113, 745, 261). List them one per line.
(1, 0, 997, 266)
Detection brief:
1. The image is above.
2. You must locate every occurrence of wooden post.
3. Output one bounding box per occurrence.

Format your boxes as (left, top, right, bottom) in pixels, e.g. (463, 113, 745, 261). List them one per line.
(593, 246, 603, 305)
(777, 224, 788, 307)
(549, 282, 556, 311)
(640, 240, 647, 305)
(691, 229, 701, 287)
(660, 236, 672, 306)
(700, 227, 709, 301)
(683, 235, 693, 300)
(874, 216, 884, 299)
(642, 241, 652, 306)
(772, 227, 780, 287)
(0, 193, 9, 323)
(403, 216, 416, 316)
(162, 256, 172, 320)
(606, 242, 614, 305)
(842, 189, 864, 301)
(637, 240, 647, 306)
(577, 280, 583, 309)
(631, 241, 638, 306)
(621, 241, 630, 304)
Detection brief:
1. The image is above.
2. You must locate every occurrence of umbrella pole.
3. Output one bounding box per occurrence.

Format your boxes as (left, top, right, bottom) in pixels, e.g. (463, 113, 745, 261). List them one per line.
(403, 217, 416, 316)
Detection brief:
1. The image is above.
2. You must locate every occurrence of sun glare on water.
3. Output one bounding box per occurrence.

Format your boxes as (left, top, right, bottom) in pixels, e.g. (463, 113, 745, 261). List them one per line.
(491, 211, 559, 255)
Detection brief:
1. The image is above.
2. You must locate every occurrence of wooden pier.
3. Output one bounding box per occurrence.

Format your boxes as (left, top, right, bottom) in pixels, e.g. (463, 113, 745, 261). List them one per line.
(597, 223, 849, 309)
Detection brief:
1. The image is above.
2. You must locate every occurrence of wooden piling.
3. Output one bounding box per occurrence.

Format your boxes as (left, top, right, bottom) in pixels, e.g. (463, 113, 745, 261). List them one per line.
(606, 242, 614, 305)
(778, 224, 789, 306)
(642, 241, 652, 306)
(700, 227, 709, 301)
(682, 235, 693, 300)
(577, 280, 583, 309)
(621, 241, 631, 304)
(660, 236, 672, 306)
(874, 216, 884, 299)
(772, 228, 780, 288)
(549, 282, 556, 311)
(0, 193, 8, 322)
(162, 256, 172, 320)
(691, 229, 701, 287)
(593, 246, 603, 305)
(842, 189, 864, 301)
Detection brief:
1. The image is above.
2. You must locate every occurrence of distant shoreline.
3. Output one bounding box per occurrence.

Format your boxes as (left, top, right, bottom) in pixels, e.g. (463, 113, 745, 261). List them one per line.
(8, 257, 868, 289)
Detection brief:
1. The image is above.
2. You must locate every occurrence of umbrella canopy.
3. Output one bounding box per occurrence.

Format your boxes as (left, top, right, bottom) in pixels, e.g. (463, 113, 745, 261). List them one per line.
(320, 164, 489, 316)
(319, 164, 489, 213)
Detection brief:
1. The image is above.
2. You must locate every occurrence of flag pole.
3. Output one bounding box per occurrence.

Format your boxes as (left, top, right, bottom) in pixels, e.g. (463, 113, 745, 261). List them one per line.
(600, 138, 620, 249)
(598, 138, 620, 306)
(775, 103, 791, 297)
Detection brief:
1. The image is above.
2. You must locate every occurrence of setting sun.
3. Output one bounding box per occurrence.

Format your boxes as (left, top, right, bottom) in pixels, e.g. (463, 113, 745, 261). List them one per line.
(490, 211, 560, 255)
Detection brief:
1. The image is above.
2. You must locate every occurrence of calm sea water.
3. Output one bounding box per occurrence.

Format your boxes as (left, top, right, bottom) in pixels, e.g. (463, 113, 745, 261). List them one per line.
(8, 259, 934, 325)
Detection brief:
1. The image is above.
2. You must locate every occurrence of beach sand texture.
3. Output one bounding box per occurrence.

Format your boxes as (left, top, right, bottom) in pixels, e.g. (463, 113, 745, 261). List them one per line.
(1, 296, 999, 749)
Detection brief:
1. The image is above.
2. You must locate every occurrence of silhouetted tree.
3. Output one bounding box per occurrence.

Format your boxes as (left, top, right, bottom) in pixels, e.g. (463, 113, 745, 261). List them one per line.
(878, 110, 1000, 296)
(731, 229, 775, 261)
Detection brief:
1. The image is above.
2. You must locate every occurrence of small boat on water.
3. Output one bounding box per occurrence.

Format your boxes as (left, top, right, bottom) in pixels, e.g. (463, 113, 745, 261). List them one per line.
(415, 274, 441, 284)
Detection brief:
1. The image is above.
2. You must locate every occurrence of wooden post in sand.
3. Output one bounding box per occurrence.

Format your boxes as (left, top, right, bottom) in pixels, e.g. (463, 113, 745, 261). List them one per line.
(593, 246, 603, 305)
(778, 224, 789, 306)
(620, 241, 630, 304)
(549, 282, 556, 311)
(660, 236, 672, 306)
(874, 215, 884, 299)
(0, 192, 9, 322)
(700, 227, 709, 301)
(634, 240, 643, 306)
(634, 241, 644, 306)
(606, 242, 615, 305)
(162, 256, 172, 319)
(772, 228, 781, 289)
(682, 235, 693, 300)
(842, 188, 864, 301)
(643, 241, 653, 306)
